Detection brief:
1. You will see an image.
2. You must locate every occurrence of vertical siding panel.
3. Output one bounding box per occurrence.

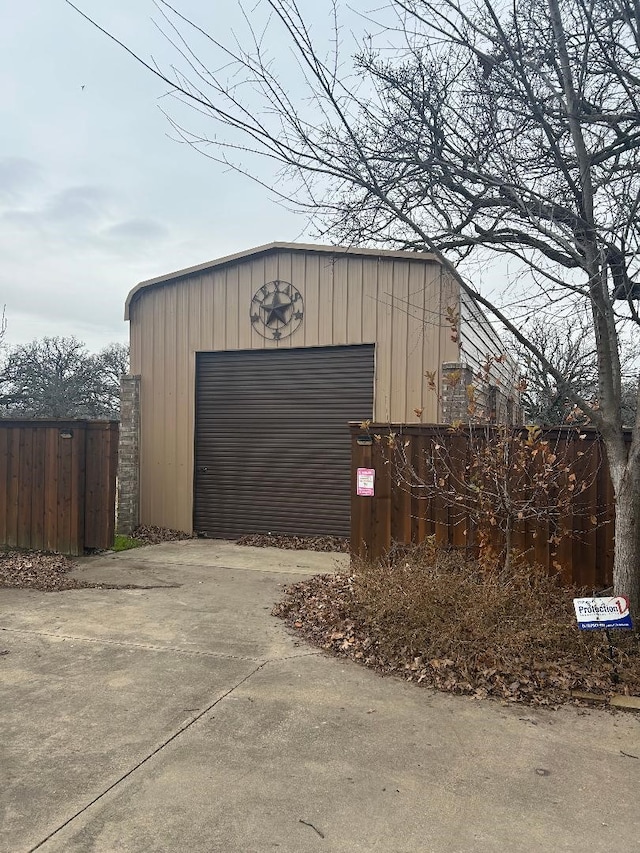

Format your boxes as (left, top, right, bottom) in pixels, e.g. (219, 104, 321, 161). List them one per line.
(332, 256, 348, 345)
(263, 251, 278, 288)
(138, 288, 153, 525)
(274, 252, 292, 350)
(150, 290, 166, 525)
(137, 298, 148, 526)
(406, 262, 427, 421)
(182, 282, 203, 533)
(145, 290, 163, 525)
(210, 270, 223, 350)
(163, 285, 178, 528)
(287, 251, 306, 349)
(172, 282, 189, 530)
(390, 260, 409, 421)
(129, 303, 142, 373)
(276, 249, 292, 285)
(259, 254, 278, 350)
(318, 254, 335, 345)
(249, 255, 266, 350)
(361, 258, 378, 344)
(225, 265, 240, 350)
(422, 263, 443, 422)
(302, 252, 320, 347)
(237, 260, 254, 350)
(439, 269, 462, 382)
(374, 259, 393, 422)
(347, 257, 364, 345)
(194, 276, 209, 352)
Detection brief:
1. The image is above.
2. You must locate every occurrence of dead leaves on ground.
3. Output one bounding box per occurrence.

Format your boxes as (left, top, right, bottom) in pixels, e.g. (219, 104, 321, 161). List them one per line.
(238, 533, 349, 553)
(0, 551, 85, 591)
(272, 565, 640, 707)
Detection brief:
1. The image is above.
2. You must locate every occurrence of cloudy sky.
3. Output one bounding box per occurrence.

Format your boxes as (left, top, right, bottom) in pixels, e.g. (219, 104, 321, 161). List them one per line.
(1, 0, 321, 352)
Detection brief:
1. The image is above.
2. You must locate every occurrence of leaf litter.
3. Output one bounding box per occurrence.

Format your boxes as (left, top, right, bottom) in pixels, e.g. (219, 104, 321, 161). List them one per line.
(272, 540, 640, 706)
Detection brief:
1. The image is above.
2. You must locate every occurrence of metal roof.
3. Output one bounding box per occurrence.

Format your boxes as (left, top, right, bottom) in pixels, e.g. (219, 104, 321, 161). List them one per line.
(124, 241, 441, 320)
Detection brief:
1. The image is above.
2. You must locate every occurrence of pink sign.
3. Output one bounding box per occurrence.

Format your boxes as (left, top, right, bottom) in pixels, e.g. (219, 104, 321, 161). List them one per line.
(357, 467, 375, 497)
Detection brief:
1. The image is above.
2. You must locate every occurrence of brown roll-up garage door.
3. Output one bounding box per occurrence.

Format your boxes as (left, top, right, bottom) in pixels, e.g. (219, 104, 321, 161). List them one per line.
(194, 344, 374, 539)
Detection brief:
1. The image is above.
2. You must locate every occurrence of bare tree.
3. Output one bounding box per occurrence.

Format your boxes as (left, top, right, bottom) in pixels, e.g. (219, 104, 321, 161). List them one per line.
(515, 315, 597, 425)
(0, 337, 129, 419)
(68, 0, 640, 612)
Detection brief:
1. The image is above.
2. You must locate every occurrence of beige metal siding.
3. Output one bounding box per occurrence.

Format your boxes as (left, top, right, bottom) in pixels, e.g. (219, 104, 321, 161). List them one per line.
(129, 247, 459, 532)
(459, 291, 520, 390)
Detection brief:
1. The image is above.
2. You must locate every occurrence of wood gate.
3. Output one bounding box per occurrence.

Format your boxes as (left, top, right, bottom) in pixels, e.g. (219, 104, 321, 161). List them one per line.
(0, 420, 119, 555)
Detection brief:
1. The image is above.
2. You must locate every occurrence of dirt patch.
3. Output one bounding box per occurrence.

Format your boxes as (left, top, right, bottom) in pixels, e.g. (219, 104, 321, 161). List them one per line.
(273, 541, 640, 707)
(237, 533, 349, 553)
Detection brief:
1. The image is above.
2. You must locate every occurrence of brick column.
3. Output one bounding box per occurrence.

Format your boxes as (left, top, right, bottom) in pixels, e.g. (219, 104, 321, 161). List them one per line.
(440, 362, 475, 423)
(117, 375, 140, 535)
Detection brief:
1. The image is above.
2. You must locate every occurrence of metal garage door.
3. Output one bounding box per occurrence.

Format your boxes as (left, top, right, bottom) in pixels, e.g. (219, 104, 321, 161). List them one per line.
(194, 345, 374, 538)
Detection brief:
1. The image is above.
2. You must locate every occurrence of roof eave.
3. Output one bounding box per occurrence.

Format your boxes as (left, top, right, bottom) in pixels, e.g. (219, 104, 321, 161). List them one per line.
(124, 241, 441, 320)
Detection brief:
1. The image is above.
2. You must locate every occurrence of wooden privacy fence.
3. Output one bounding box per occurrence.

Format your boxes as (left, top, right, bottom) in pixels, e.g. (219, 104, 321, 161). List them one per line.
(0, 420, 119, 556)
(350, 424, 623, 589)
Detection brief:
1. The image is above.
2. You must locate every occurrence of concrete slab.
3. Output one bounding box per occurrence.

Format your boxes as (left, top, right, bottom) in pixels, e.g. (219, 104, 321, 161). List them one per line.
(0, 631, 257, 853)
(30, 655, 640, 853)
(75, 539, 349, 577)
(2, 540, 639, 853)
(2, 541, 336, 661)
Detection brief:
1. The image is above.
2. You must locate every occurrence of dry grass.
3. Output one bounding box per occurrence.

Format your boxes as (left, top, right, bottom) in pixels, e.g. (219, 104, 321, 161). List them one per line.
(273, 539, 640, 705)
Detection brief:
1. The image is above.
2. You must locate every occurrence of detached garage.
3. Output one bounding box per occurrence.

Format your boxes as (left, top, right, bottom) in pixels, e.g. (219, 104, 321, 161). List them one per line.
(121, 242, 510, 538)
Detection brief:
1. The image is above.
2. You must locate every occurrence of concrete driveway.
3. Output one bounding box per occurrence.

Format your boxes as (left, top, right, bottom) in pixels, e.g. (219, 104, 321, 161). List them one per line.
(1, 540, 639, 853)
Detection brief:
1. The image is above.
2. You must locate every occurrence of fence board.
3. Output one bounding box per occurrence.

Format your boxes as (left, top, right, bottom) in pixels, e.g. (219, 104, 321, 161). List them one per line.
(7, 429, 20, 549)
(44, 427, 59, 552)
(351, 424, 629, 589)
(17, 428, 33, 548)
(0, 428, 8, 546)
(0, 420, 118, 556)
(30, 430, 46, 551)
(84, 422, 118, 549)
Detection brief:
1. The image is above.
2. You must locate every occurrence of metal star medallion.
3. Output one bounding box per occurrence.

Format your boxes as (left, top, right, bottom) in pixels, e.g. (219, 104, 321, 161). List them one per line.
(261, 289, 292, 326)
(250, 280, 304, 340)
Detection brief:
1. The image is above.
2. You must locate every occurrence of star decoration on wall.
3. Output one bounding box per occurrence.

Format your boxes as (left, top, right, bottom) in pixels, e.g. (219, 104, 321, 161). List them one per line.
(250, 280, 304, 340)
(261, 290, 293, 327)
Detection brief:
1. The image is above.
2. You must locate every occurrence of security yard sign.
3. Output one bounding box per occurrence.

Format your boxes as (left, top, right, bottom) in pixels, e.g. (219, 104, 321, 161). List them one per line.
(573, 596, 633, 630)
(357, 467, 375, 497)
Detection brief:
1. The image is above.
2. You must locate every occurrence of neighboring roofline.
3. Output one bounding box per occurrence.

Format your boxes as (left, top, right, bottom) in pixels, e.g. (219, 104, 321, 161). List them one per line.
(124, 241, 441, 320)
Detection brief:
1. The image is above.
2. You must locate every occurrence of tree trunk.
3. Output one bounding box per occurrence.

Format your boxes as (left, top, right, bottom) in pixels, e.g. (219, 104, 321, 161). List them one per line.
(608, 454, 640, 621)
(503, 518, 513, 575)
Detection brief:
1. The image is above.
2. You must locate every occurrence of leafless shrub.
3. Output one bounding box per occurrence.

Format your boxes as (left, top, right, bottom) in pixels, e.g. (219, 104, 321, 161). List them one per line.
(274, 540, 640, 704)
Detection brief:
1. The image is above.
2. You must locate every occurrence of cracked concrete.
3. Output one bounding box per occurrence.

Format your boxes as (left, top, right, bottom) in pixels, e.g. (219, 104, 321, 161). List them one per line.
(1, 539, 639, 853)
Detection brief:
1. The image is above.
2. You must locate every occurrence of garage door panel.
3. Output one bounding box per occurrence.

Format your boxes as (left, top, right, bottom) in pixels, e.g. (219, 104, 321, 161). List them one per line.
(194, 345, 374, 538)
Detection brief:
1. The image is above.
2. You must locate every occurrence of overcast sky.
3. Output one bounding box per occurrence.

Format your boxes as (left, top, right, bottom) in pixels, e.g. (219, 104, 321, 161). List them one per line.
(0, 0, 321, 352)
